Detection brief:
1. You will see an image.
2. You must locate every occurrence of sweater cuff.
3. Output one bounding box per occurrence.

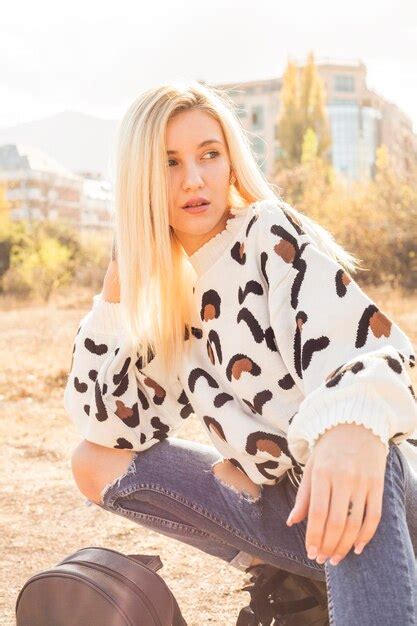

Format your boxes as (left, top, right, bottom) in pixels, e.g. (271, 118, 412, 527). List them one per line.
(287, 383, 390, 465)
(87, 292, 126, 336)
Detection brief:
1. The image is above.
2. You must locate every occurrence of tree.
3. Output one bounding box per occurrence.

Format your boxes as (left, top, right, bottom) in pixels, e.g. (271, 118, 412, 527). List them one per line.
(299, 52, 331, 161)
(275, 126, 336, 212)
(276, 51, 331, 169)
(0, 183, 9, 215)
(301, 127, 319, 164)
(364, 145, 417, 289)
(0, 191, 28, 286)
(398, 133, 417, 186)
(274, 60, 302, 169)
(1, 219, 79, 302)
(10, 234, 73, 302)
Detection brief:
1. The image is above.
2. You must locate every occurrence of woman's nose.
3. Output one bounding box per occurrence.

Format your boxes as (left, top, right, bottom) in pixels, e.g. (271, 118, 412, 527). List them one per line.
(183, 165, 204, 189)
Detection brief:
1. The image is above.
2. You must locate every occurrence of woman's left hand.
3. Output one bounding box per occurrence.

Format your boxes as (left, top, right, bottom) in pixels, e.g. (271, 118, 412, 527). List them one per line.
(286, 423, 388, 566)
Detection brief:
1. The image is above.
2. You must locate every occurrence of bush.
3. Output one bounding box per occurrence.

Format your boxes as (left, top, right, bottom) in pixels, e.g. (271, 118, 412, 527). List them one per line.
(274, 145, 417, 292)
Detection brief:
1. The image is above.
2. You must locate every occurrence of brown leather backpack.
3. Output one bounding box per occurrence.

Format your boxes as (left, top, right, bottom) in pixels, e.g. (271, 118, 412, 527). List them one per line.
(15, 546, 187, 626)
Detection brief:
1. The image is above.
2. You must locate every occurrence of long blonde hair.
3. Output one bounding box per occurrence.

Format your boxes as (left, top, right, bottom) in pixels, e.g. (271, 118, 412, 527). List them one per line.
(113, 79, 360, 375)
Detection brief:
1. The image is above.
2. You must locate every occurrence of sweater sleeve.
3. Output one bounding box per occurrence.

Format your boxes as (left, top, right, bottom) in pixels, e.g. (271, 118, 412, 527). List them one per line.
(63, 293, 193, 450)
(262, 202, 417, 466)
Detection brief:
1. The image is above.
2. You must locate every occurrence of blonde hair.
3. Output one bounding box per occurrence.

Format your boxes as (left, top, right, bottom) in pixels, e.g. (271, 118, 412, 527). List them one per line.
(113, 79, 360, 375)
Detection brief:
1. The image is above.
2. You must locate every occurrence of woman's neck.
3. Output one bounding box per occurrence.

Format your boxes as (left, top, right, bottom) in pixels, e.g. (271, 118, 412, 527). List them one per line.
(174, 210, 231, 257)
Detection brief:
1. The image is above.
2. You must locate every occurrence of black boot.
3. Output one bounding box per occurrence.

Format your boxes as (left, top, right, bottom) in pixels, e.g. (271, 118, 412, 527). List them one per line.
(236, 563, 329, 625)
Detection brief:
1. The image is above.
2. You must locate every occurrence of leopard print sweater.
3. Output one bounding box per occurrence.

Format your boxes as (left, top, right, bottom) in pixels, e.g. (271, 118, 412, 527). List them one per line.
(63, 198, 417, 485)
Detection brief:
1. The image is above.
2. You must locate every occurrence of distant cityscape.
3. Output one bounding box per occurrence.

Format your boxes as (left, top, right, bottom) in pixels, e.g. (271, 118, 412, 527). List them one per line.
(1, 57, 416, 231)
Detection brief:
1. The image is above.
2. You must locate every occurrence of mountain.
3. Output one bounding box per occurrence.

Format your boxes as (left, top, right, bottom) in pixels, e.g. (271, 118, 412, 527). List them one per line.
(0, 111, 118, 178)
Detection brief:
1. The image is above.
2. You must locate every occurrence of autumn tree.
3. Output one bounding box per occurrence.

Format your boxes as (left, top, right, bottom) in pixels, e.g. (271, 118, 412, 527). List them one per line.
(362, 145, 417, 289)
(275, 51, 331, 170)
(274, 127, 336, 213)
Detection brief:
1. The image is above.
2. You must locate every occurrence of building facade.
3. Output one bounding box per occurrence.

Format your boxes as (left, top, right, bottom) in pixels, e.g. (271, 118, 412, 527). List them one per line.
(213, 59, 417, 181)
(0, 144, 114, 229)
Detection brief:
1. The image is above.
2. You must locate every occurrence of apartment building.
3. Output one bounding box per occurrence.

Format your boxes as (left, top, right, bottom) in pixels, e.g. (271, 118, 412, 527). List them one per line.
(213, 58, 417, 181)
(0, 144, 114, 229)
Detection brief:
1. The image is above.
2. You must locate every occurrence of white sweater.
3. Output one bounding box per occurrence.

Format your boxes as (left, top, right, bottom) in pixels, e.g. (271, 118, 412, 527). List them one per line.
(63, 198, 417, 485)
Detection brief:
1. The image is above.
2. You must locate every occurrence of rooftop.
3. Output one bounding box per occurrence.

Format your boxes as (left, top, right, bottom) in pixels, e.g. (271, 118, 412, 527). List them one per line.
(0, 143, 80, 179)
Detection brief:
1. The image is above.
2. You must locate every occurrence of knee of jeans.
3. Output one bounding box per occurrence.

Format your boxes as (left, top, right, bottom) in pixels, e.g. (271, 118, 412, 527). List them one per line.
(211, 459, 262, 503)
(97, 454, 139, 506)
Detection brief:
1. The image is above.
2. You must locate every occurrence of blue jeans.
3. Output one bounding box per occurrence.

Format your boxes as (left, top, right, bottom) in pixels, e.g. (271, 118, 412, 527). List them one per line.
(89, 438, 417, 625)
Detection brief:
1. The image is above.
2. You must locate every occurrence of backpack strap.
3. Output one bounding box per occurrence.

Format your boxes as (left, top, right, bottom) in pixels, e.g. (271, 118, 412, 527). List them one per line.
(127, 554, 163, 572)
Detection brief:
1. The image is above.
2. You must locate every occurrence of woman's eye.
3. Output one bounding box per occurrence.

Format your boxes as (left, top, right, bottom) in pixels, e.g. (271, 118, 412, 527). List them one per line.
(203, 150, 219, 159)
(167, 151, 219, 167)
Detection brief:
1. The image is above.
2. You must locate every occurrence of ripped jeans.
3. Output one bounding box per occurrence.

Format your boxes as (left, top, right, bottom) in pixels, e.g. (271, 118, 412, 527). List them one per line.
(88, 437, 417, 625)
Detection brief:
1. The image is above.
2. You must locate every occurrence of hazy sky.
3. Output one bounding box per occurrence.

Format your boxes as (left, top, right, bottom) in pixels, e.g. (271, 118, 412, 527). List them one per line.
(2, 0, 416, 131)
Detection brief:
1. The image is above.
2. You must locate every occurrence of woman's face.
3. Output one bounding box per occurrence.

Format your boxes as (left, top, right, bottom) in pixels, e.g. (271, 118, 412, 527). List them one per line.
(165, 108, 233, 256)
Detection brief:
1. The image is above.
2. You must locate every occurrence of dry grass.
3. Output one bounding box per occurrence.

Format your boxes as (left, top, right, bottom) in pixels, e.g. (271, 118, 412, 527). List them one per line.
(1, 284, 417, 625)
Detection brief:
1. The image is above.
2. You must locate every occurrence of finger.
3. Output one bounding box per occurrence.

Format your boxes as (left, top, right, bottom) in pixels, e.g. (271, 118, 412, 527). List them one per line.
(316, 478, 355, 559)
(353, 478, 384, 554)
(305, 469, 331, 558)
(328, 484, 368, 564)
(287, 458, 313, 525)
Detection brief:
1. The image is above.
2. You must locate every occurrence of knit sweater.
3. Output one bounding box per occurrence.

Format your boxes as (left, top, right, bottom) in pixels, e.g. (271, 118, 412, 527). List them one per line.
(63, 197, 417, 485)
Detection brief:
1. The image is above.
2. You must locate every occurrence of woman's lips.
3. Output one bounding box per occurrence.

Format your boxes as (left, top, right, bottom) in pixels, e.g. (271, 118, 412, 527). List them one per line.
(182, 202, 210, 214)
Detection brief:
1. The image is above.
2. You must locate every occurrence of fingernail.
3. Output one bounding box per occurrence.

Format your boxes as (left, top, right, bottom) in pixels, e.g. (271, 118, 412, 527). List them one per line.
(307, 546, 318, 559)
(354, 542, 365, 555)
(329, 555, 342, 566)
(316, 554, 327, 564)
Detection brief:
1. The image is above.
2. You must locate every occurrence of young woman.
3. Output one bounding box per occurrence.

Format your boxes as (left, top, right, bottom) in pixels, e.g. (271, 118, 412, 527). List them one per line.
(65, 80, 417, 625)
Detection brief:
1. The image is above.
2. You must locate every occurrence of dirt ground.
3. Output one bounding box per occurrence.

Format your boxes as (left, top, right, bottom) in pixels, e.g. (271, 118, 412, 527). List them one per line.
(1, 284, 417, 625)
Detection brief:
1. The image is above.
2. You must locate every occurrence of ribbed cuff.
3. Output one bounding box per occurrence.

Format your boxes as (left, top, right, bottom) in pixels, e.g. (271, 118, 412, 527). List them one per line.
(287, 383, 390, 465)
(87, 292, 125, 335)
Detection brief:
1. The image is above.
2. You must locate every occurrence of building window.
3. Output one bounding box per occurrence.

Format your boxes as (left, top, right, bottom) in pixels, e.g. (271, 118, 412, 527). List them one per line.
(327, 100, 360, 179)
(334, 75, 355, 93)
(251, 106, 264, 130)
